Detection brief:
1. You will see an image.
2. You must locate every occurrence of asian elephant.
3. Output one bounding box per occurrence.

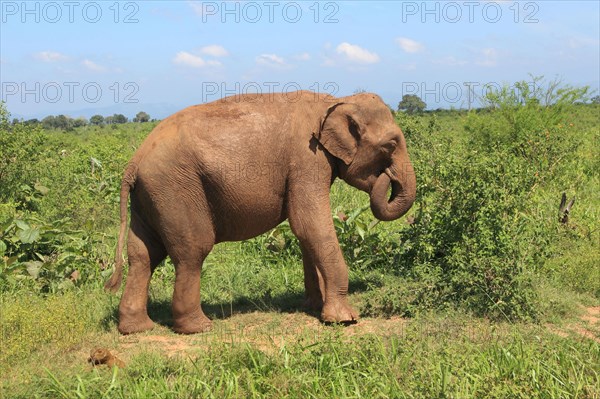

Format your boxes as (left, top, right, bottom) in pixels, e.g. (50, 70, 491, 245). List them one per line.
(105, 91, 416, 334)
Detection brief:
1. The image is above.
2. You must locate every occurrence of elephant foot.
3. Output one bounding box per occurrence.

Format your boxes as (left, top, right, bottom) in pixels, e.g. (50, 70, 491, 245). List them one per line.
(321, 299, 359, 324)
(173, 309, 212, 334)
(118, 315, 154, 335)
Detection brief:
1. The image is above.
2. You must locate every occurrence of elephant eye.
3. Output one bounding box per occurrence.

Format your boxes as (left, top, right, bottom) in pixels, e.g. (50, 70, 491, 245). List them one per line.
(380, 139, 398, 153)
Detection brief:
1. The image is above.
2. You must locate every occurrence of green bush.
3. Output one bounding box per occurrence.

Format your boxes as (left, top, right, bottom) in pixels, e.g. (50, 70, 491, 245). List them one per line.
(333, 205, 398, 272)
(0, 103, 46, 208)
(0, 203, 110, 293)
(373, 78, 595, 320)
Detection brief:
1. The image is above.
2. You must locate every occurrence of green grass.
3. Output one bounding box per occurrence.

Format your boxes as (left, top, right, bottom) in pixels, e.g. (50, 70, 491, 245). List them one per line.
(2, 287, 598, 398)
(35, 335, 600, 399)
(0, 290, 116, 368)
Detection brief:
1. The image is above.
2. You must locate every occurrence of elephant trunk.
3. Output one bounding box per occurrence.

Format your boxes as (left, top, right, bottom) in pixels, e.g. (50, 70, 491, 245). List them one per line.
(369, 162, 416, 222)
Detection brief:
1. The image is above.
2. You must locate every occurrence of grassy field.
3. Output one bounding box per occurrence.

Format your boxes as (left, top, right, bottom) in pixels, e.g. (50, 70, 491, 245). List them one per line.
(1, 83, 599, 397)
(2, 293, 599, 398)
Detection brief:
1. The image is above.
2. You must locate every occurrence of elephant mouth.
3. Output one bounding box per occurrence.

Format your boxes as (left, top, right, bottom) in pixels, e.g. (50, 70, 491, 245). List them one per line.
(383, 167, 397, 182)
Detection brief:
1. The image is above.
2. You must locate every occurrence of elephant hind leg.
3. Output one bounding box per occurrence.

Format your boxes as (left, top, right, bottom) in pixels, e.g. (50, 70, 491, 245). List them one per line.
(148, 185, 215, 334)
(118, 213, 167, 334)
(161, 208, 215, 334)
(170, 242, 214, 334)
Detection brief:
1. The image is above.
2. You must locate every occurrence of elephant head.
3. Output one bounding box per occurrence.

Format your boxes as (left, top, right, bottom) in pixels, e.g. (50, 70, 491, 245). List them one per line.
(314, 93, 416, 221)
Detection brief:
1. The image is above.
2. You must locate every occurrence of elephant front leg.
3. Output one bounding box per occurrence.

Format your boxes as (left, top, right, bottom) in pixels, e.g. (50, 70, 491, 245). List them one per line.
(300, 242, 325, 312)
(290, 203, 359, 323)
(310, 239, 359, 323)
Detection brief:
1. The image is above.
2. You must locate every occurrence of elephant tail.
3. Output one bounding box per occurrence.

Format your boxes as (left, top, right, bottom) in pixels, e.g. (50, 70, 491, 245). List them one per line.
(104, 163, 137, 293)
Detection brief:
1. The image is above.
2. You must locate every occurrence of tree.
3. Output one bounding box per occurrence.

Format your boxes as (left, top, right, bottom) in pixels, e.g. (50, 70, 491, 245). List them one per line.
(40, 115, 77, 130)
(592, 95, 600, 104)
(398, 94, 426, 114)
(133, 111, 150, 123)
(41, 115, 56, 130)
(54, 115, 73, 130)
(90, 115, 104, 125)
(112, 114, 128, 124)
(72, 117, 88, 127)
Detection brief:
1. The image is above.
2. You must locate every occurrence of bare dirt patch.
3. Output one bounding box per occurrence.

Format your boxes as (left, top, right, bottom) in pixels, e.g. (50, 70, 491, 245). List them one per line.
(581, 306, 599, 323)
(110, 312, 411, 358)
(548, 306, 600, 343)
(120, 333, 197, 356)
(573, 306, 600, 342)
(98, 307, 599, 363)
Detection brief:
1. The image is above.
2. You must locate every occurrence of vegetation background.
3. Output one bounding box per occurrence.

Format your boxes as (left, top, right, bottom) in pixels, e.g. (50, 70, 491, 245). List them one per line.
(1, 79, 599, 398)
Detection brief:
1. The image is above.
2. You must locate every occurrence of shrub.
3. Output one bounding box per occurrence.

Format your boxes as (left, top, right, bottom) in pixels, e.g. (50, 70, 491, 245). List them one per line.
(0, 103, 46, 207)
(382, 78, 592, 320)
(0, 103, 132, 293)
(0, 201, 111, 293)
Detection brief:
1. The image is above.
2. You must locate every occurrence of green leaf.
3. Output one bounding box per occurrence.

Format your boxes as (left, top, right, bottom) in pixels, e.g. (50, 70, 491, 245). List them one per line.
(6, 256, 18, 266)
(14, 219, 29, 230)
(368, 220, 380, 230)
(90, 157, 102, 169)
(17, 227, 40, 244)
(355, 221, 367, 240)
(23, 261, 43, 278)
(0, 240, 6, 256)
(57, 279, 75, 290)
(1, 217, 15, 232)
(56, 252, 78, 264)
(34, 182, 49, 195)
(333, 219, 345, 230)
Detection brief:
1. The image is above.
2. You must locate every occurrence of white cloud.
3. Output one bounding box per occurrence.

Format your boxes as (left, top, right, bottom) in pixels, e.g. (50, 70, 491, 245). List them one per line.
(255, 53, 288, 67)
(200, 45, 229, 57)
(34, 51, 68, 62)
(335, 42, 380, 64)
(476, 48, 498, 67)
(294, 52, 311, 61)
(395, 38, 424, 53)
(82, 59, 107, 72)
(173, 51, 221, 68)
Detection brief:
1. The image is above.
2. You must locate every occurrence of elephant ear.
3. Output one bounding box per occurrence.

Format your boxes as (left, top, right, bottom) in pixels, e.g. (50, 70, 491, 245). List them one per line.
(313, 103, 362, 166)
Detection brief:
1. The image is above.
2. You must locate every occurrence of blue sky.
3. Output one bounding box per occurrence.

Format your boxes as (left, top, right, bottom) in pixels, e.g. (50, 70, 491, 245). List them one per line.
(1, 1, 598, 119)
